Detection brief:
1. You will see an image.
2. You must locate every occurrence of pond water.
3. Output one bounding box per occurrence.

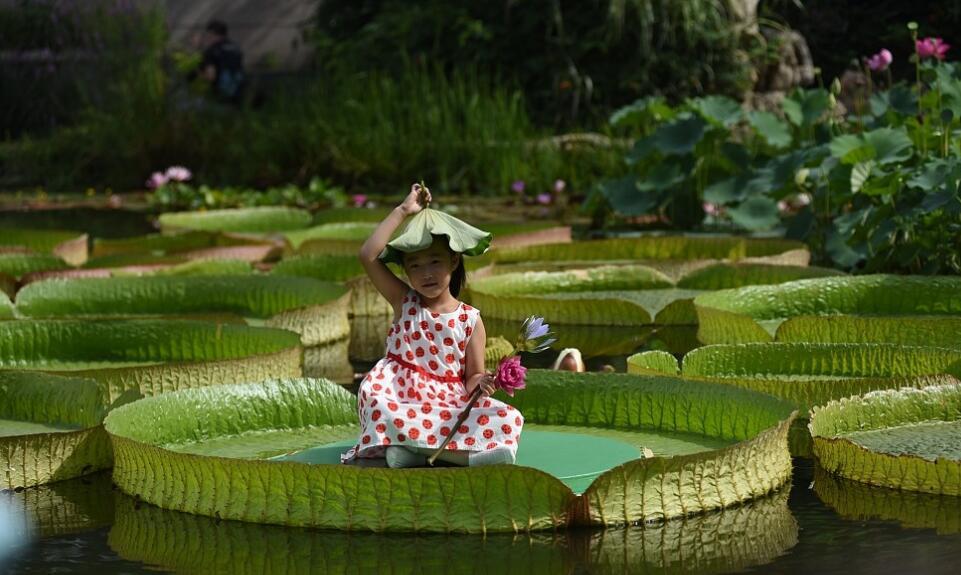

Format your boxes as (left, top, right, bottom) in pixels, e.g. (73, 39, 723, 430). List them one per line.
(2, 207, 961, 573)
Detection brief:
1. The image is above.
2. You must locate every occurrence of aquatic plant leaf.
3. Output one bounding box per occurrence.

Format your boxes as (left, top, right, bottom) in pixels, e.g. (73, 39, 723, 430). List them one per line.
(0, 371, 111, 489)
(0, 229, 88, 266)
(747, 111, 792, 149)
(284, 222, 378, 249)
(625, 350, 679, 375)
(810, 385, 961, 495)
(16, 275, 350, 346)
(0, 253, 69, 279)
(776, 315, 961, 348)
(159, 207, 312, 233)
(380, 208, 492, 265)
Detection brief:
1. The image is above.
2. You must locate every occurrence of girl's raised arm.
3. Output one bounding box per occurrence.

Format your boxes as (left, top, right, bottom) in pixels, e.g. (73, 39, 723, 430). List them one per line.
(358, 183, 431, 316)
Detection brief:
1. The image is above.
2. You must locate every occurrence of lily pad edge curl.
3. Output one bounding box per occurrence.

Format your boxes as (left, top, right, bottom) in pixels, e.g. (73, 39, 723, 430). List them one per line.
(105, 372, 796, 533)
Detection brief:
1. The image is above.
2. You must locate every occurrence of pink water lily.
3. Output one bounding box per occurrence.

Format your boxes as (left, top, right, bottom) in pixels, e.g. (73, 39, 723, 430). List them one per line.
(146, 171, 168, 189)
(536, 192, 552, 205)
(164, 166, 192, 182)
(352, 194, 368, 207)
(511, 180, 525, 194)
(703, 202, 721, 216)
(867, 49, 893, 71)
(494, 355, 527, 396)
(917, 37, 950, 60)
(553, 179, 566, 194)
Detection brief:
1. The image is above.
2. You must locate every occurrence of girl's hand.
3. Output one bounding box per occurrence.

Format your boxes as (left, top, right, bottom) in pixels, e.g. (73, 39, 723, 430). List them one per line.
(475, 373, 497, 397)
(399, 183, 431, 216)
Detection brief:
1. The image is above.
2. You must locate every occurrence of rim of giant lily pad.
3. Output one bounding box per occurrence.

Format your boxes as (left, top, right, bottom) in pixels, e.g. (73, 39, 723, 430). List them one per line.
(379, 208, 492, 266)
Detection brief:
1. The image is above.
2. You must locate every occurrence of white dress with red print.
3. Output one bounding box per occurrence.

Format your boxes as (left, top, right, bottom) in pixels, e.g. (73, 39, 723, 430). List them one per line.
(341, 290, 524, 463)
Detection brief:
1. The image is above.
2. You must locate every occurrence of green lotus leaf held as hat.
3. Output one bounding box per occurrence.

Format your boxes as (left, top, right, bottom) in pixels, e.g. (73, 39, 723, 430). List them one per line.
(379, 208, 492, 265)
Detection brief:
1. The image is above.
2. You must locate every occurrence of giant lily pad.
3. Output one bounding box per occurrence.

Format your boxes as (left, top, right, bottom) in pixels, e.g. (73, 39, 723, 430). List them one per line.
(20, 258, 253, 285)
(628, 343, 961, 456)
(107, 486, 796, 575)
(271, 254, 392, 317)
(695, 275, 961, 345)
(0, 253, 69, 280)
(811, 385, 961, 496)
(0, 319, 302, 402)
(469, 263, 839, 327)
(0, 229, 88, 266)
(15, 275, 350, 346)
(0, 371, 110, 489)
(284, 222, 378, 251)
(0, 290, 12, 319)
(813, 466, 961, 534)
(105, 373, 794, 532)
(158, 207, 312, 233)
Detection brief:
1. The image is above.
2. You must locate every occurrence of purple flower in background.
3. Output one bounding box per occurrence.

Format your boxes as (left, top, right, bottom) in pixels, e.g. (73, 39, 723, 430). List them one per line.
(352, 194, 368, 207)
(536, 193, 552, 205)
(511, 180, 526, 194)
(553, 179, 566, 194)
(867, 49, 893, 71)
(165, 166, 192, 182)
(917, 37, 950, 60)
(146, 171, 168, 189)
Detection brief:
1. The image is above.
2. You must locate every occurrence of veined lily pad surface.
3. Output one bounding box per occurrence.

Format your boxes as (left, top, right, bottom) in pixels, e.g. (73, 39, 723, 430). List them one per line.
(695, 275, 961, 344)
(0, 371, 110, 489)
(0, 229, 88, 266)
(811, 385, 961, 496)
(15, 275, 351, 346)
(0, 319, 302, 402)
(105, 373, 795, 533)
(469, 263, 840, 326)
(158, 207, 312, 233)
(107, 486, 796, 575)
(271, 254, 392, 317)
(813, 466, 961, 534)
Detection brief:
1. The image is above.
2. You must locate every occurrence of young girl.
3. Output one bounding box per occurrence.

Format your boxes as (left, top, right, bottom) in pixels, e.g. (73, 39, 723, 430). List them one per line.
(341, 183, 523, 468)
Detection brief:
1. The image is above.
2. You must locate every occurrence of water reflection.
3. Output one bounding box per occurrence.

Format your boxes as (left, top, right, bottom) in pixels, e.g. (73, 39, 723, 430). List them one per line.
(303, 337, 354, 384)
(107, 487, 796, 575)
(3, 472, 114, 538)
(349, 313, 390, 363)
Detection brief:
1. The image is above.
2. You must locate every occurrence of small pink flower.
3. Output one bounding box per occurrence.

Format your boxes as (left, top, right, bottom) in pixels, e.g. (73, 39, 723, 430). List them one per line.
(796, 193, 812, 206)
(536, 193, 552, 205)
(511, 180, 525, 194)
(553, 179, 566, 194)
(164, 166, 192, 182)
(352, 194, 368, 207)
(917, 37, 950, 60)
(494, 355, 527, 396)
(703, 202, 721, 216)
(867, 49, 893, 71)
(146, 172, 168, 189)
(777, 200, 789, 213)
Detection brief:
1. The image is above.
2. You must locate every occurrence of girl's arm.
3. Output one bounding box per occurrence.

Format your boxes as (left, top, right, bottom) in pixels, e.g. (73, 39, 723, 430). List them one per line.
(358, 184, 430, 317)
(464, 317, 496, 396)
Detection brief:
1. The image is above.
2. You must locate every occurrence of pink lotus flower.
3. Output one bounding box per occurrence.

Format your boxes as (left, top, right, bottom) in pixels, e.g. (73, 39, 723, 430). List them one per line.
(164, 166, 192, 182)
(536, 193, 552, 205)
(511, 180, 525, 194)
(553, 179, 566, 194)
(867, 49, 893, 71)
(703, 202, 721, 216)
(777, 200, 789, 213)
(917, 37, 950, 60)
(352, 194, 368, 207)
(146, 171, 168, 189)
(494, 355, 527, 396)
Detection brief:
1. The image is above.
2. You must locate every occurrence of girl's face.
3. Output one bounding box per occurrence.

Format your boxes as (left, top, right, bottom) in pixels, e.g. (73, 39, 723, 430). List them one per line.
(403, 240, 460, 299)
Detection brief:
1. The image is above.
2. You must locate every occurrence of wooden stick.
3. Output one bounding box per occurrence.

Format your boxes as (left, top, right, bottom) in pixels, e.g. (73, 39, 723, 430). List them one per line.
(427, 386, 484, 465)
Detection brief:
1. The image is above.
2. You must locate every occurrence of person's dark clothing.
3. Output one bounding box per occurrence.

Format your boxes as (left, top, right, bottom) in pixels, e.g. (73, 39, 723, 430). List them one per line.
(201, 38, 245, 103)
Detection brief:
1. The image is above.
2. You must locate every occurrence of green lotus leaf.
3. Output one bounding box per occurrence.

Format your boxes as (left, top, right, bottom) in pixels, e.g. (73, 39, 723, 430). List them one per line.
(0, 289, 12, 319)
(7, 471, 115, 537)
(0, 253, 69, 279)
(695, 275, 961, 344)
(1, 371, 111, 489)
(312, 207, 392, 225)
(108, 486, 796, 575)
(92, 230, 272, 259)
(810, 385, 961, 495)
(626, 350, 679, 375)
(488, 237, 807, 265)
(0, 319, 302, 402)
(777, 315, 961, 348)
(380, 208, 492, 266)
(270, 255, 390, 317)
(16, 275, 350, 346)
(813, 466, 961, 534)
(159, 207, 312, 233)
(105, 373, 794, 532)
(677, 263, 843, 290)
(22, 259, 253, 286)
(0, 228, 88, 266)
(284, 222, 378, 249)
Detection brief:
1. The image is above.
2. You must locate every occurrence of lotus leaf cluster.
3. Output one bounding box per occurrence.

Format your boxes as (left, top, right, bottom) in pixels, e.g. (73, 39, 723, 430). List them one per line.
(811, 385, 961, 496)
(107, 486, 796, 575)
(469, 262, 840, 326)
(695, 275, 961, 345)
(105, 374, 795, 533)
(0, 319, 302, 402)
(0, 229, 88, 266)
(15, 275, 351, 346)
(158, 207, 313, 233)
(271, 254, 392, 317)
(1, 371, 110, 489)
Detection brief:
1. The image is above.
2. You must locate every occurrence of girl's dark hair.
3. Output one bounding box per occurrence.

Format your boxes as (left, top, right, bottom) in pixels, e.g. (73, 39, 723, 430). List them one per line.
(449, 257, 467, 297)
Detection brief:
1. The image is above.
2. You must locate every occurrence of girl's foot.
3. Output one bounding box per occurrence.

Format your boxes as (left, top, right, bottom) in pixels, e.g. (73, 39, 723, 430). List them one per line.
(385, 446, 427, 468)
(468, 447, 516, 467)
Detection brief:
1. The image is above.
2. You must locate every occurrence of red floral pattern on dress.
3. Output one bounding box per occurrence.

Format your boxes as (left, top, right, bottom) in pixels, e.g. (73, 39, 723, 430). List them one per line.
(342, 290, 524, 463)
